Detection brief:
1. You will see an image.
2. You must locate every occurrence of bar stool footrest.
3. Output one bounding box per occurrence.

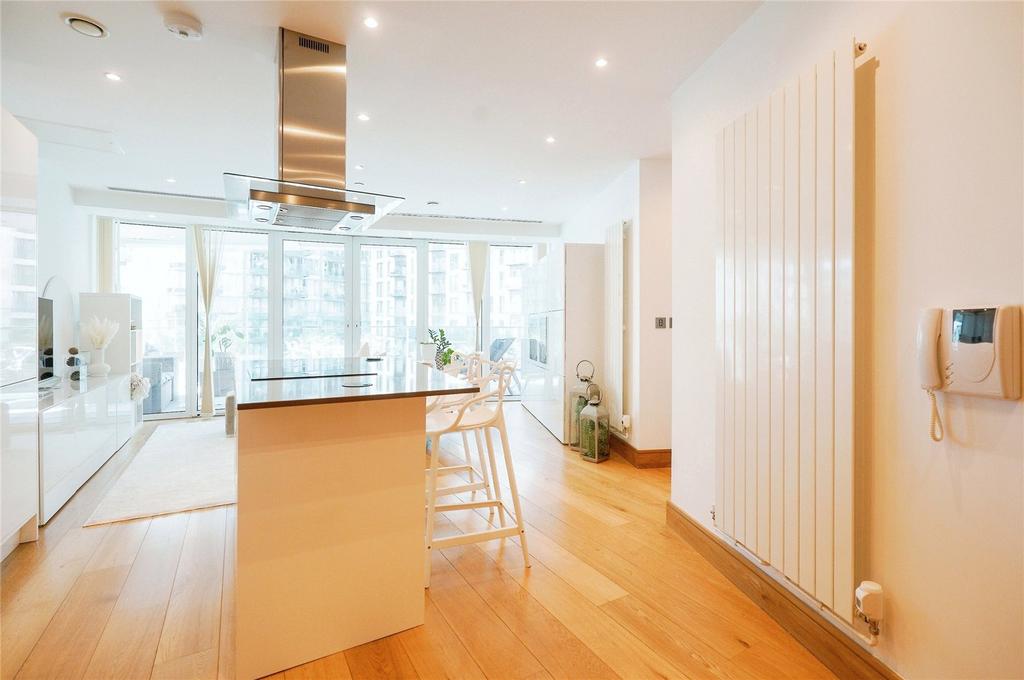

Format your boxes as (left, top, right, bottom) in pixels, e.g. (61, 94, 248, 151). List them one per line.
(432, 526, 521, 549)
(433, 499, 506, 513)
(430, 482, 487, 496)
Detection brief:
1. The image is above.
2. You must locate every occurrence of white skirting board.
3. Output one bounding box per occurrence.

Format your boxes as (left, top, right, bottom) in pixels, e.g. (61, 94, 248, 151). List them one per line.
(715, 40, 855, 623)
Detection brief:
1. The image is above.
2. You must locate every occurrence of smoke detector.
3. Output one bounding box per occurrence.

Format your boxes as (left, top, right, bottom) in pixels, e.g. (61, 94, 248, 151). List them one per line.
(163, 12, 203, 41)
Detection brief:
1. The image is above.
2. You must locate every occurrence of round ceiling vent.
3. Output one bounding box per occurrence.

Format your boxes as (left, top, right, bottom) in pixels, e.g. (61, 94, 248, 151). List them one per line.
(64, 15, 108, 38)
(163, 11, 203, 41)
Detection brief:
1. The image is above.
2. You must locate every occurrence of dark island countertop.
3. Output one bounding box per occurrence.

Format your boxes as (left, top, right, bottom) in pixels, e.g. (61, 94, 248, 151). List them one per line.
(235, 357, 478, 410)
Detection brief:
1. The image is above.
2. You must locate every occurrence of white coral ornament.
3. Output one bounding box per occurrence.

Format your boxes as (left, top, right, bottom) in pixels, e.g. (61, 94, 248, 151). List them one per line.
(129, 373, 151, 402)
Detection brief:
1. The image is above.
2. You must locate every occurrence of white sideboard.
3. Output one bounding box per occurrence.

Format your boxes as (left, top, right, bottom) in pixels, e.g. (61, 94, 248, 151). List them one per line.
(38, 374, 136, 524)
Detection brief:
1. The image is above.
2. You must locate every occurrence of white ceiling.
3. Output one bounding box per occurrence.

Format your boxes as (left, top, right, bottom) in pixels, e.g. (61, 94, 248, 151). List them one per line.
(1, 1, 757, 226)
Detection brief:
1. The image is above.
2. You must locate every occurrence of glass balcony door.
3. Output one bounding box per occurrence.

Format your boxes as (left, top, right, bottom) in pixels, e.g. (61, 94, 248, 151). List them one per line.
(355, 241, 419, 358)
(116, 223, 190, 416)
(282, 239, 349, 359)
(197, 230, 269, 412)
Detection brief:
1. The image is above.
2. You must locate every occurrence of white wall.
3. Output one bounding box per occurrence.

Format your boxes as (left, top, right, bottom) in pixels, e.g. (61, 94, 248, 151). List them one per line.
(670, 3, 1023, 678)
(634, 159, 672, 450)
(563, 159, 672, 451)
(37, 149, 94, 362)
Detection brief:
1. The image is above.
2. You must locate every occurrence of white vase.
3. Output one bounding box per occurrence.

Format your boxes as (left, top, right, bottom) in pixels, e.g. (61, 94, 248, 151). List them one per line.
(89, 346, 111, 377)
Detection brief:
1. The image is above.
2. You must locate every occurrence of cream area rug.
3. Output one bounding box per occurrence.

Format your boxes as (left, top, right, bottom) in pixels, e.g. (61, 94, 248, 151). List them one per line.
(84, 418, 236, 527)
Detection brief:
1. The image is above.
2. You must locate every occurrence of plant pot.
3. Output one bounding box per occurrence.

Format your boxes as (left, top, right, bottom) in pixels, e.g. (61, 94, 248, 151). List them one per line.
(419, 342, 436, 363)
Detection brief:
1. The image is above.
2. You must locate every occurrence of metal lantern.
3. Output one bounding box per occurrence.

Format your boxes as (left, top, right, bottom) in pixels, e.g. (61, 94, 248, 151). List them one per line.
(578, 383, 610, 463)
(568, 359, 595, 451)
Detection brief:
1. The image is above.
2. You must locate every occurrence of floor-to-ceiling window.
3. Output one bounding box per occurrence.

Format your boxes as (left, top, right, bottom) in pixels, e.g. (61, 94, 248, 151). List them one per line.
(198, 230, 269, 411)
(116, 223, 188, 416)
(116, 222, 537, 419)
(427, 242, 474, 350)
(282, 239, 347, 359)
(358, 242, 417, 357)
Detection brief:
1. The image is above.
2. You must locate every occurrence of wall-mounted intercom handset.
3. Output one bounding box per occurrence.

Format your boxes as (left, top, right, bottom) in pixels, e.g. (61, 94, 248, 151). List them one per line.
(916, 306, 1021, 442)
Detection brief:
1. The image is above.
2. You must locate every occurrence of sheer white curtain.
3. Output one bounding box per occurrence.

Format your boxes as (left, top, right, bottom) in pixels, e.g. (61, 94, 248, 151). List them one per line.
(468, 241, 489, 352)
(192, 226, 223, 416)
(96, 217, 117, 293)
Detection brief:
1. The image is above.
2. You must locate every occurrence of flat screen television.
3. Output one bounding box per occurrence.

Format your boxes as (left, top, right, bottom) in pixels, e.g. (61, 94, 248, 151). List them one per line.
(38, 297, 55, 383)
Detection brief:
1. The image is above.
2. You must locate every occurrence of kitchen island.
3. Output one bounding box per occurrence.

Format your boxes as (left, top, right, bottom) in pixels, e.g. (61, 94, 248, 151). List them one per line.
(234, 358, 476, 680)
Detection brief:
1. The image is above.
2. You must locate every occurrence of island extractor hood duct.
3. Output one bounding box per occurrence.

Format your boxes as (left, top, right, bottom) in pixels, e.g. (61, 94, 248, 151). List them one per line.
(224, 28, 402, 232)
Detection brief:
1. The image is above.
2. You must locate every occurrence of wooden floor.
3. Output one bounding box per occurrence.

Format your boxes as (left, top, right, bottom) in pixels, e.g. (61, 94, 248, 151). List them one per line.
(2, 405, 835, 680)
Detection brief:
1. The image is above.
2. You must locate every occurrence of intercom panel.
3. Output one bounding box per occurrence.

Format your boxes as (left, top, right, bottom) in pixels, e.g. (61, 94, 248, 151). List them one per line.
(934, 306, 1021, 400)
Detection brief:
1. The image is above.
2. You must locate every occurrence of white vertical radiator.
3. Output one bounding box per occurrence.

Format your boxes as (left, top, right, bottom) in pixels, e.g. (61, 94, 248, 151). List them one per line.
(604, 220, 625, 430)
(715, 41, 855, 622)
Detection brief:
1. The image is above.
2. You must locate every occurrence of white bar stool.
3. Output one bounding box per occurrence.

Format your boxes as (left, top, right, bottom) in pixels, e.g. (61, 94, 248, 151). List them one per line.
(426, 352, 492, 502)
(424, 361, 531, 586)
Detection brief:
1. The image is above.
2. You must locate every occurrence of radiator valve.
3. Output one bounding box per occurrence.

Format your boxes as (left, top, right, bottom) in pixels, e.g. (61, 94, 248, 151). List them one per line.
(855, 581, 883, 646)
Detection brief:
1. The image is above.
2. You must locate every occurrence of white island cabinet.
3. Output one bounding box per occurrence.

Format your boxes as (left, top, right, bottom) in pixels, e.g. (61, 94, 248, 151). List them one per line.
(234, 357, 477, 680)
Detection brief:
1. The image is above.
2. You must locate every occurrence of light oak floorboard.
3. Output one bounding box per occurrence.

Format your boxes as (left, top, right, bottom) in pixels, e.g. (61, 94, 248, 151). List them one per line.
(83, 513, 189, 680)
(16, 520, 150, 680)
(1, 407, 836, 680)
(151, 507, 227, 680)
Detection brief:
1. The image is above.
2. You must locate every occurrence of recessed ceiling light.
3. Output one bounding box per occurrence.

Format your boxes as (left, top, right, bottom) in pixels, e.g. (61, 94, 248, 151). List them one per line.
(545, 135, 556, 144)
(357, 113, 370, 122)
(166, 177, 176, 183)
(147, 213, 156, 219)
(352, 181, 365, 186)
(427, 201, 439, 206)
(517, 179, 526, 185)
(595, 57, 609, 68)
(105, 72, 121, 82)
(64, 15, 108, 38)
(363, 17, 379, 29)
(255, 217, 269, 223)
(355, 164, 365, 170)
(256, 204, 271, 210)
(501, 206, 509, 212)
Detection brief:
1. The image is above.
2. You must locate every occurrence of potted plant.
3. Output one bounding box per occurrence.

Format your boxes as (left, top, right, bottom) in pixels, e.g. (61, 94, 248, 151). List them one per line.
(427, 328, 454, 370)
(209, 323, 244, 396)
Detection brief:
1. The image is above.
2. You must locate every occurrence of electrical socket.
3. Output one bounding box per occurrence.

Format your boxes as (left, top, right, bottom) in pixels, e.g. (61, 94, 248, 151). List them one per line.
(655, 316, 667, 329)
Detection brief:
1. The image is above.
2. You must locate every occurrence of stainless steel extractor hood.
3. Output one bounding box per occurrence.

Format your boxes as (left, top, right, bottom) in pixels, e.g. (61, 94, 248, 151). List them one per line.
(224, 28, 402, 232)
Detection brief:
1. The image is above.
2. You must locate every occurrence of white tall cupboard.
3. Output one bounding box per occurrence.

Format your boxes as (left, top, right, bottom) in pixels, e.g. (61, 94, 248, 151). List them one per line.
(1, 110, 40, 560)
(521, 243, 605, 443)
